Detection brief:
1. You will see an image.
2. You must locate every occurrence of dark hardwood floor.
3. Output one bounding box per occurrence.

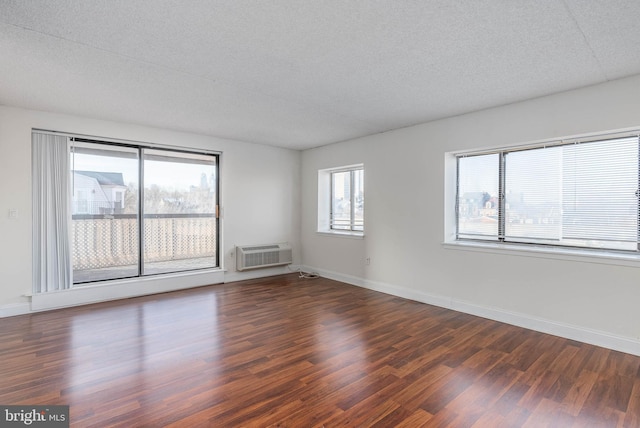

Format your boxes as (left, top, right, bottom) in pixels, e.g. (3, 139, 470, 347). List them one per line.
(1, 274, 639, 427)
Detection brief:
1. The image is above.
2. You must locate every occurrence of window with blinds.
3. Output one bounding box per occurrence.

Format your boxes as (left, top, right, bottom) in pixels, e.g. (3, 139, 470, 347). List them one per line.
(456, 134, 639, 252)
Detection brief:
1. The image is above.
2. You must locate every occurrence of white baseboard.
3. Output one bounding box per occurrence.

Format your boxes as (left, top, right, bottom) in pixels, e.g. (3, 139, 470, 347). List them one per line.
(0, 302, 31, 318)
(301, 265, 640, 357)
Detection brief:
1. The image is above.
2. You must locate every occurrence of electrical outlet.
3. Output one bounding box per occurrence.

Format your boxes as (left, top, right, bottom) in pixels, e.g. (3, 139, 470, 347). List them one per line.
(8, 209, 17, 219)
(365, 257, 371, 266)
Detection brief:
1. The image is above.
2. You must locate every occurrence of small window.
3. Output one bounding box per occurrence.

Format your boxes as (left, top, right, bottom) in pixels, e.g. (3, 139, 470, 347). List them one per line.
(331, 168, 364, 231)
(318, 164, 364, 236)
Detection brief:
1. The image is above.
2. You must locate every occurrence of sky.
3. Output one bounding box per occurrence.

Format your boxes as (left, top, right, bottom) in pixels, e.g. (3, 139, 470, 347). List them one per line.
(73, 153, 215, 192)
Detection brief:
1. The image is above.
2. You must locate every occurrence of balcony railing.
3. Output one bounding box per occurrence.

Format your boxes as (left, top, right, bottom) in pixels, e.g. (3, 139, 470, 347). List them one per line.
(72, 214, 216, 272)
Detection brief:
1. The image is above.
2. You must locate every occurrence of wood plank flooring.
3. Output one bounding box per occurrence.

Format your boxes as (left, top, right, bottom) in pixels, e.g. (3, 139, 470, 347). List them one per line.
(1, 274, 639, 427)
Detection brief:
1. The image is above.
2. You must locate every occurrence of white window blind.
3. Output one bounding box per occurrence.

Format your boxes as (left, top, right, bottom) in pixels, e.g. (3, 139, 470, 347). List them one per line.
(561, 137, 638, 250)
(457, 134, 640, 252)
(504, 146, 562, 243)
(32, 132, 72, 293)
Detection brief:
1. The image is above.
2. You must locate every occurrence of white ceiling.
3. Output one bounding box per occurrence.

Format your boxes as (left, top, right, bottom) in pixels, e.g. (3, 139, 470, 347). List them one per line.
(2, 1, 640, 150)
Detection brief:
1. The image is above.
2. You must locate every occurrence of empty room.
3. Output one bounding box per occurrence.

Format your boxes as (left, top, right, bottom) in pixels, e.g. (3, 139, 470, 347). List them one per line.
(1, 1, 640, 426)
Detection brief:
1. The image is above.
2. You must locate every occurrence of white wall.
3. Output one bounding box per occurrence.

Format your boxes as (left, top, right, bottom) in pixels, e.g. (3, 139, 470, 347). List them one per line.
(301, 74, 640, 355)
(0, 105, 300, 313)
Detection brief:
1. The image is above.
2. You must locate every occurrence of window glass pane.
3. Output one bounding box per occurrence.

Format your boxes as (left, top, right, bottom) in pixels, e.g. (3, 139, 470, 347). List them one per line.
(71, 143, 139, 283)
(353, 169, 364, 231)
(562, 138, 638, 250)
(505, 147, 562, 242)
(331, 171, 351, 230)
(457, 154, 499, 239)
(143, 149, 217, 274)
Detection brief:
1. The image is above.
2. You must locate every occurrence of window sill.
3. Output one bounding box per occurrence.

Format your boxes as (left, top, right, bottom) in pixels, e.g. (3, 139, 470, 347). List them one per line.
(317, 230, 364, 239)
(442, 240, 640, 268)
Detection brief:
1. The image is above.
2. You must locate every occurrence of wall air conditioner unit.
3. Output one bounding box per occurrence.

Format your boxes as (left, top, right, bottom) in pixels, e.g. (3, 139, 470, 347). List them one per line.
(236, 243, 293, 271)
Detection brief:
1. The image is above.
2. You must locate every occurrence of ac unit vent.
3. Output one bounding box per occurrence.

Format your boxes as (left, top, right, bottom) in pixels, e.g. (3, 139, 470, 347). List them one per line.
(236, 243, 293, 271)
(243, 245, 280, 252)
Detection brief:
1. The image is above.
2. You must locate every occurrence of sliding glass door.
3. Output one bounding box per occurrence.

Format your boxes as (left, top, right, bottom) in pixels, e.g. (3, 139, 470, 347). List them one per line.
(69, 140, 218, 284)
(143, 149, 218, 275)
(71, 142, 140, 282)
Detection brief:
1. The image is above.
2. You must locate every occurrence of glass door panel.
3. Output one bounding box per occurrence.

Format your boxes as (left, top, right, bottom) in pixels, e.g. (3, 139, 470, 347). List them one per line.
(142, 149, 218, 275)
(71, 142, 139, 283)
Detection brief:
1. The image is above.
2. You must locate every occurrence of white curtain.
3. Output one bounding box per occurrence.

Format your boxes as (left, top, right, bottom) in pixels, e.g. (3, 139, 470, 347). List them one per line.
(32, 132, 72, 293)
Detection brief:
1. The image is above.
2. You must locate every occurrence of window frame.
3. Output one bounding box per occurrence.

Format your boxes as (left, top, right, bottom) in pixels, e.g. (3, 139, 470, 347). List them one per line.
(446, 129, 640, 263)
(329, 167, 364, 232)
(318, 164, 364, 237)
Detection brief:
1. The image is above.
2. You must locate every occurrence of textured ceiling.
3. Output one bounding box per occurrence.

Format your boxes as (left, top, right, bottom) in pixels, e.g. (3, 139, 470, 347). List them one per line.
(2, 1, 640, 150)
